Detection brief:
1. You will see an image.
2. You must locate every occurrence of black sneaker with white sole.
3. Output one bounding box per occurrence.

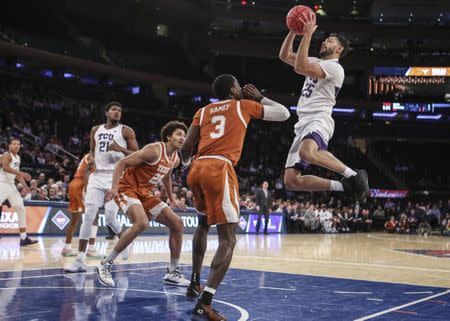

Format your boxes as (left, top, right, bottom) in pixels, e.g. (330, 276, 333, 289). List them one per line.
(341, 169, 369, 203)
(20, 237, 38, 246)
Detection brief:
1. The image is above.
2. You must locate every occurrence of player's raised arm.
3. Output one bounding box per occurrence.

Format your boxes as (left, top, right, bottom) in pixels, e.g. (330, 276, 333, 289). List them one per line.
(293, 12, 326, 79)
(243, 84, 290, 122)
(279, 31, 297, 66)
(105, 144, 159, 201)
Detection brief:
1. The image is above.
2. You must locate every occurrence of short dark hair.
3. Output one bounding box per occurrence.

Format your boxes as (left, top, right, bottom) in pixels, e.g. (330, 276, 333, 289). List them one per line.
(160, 121, 188, 142)
(212, 74, 235, 100)
(104, 101, 122, 112)
(330, 33, 350, 58)
(7, 137, 20, 145)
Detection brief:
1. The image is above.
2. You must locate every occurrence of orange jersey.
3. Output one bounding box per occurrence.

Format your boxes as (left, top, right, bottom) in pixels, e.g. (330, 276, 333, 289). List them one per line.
(192, 99, 263, 166)
(73, 154, 91, 179)
(119, 142, 178, 197)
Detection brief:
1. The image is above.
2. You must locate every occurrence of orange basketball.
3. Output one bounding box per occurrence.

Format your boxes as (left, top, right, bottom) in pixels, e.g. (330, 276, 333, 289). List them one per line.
(286, 5, 315, 35)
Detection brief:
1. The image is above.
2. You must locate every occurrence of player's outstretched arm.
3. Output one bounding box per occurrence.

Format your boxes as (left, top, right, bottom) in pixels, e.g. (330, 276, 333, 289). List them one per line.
(243, 84, 290, 122)
(162, 158, 186, 210)
(279, 31, 297, 66)
(105, 144, 159, 202)
(180, 125, 200, 168)
(294, 12, 326, 79)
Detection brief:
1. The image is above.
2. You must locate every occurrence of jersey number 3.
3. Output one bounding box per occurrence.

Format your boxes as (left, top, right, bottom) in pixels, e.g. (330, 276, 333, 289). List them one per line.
(210, 115, 226, 139)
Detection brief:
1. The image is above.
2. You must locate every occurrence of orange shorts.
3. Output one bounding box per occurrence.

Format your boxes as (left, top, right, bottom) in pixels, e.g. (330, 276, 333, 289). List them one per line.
(68, 178, 84, 213)
(115, 184, 168, 220)
(187, 157, 240, 225)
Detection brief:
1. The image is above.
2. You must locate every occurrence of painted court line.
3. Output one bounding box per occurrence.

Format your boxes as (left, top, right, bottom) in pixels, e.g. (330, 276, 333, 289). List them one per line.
(0, 266, 167, 281)
(334, 291, 373, 295)
(404, 291, 434, 294)
(0, 286, 249, 321)
(234, 255, 450, 274)
(353, 289, 450, 321)
(259, 286, 296, 291)
(367, 234, 450, 245)
(366, 298, 383, 302)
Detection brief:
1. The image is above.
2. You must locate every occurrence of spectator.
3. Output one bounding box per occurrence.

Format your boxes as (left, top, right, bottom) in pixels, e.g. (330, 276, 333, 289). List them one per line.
(372, 205, 385, 229)
(255, 181, 272, 235)
(304, 204, 319, 232)
(384, 216, 398, 233)
(441, 213, 450, 236)
(361, 209, 373, 232)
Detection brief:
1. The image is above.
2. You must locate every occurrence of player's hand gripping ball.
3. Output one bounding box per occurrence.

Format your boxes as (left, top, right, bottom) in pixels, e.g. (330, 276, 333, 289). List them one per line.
(286, 5, 315, 35)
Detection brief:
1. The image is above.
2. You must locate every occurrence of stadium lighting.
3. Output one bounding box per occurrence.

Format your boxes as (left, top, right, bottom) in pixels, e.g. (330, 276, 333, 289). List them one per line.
(168, 91, 176, 97)
(209, 98, 219, 103)
(417, 114, 442, 120)
(16, 63, 24, 69)
(41, 70, 53, 78)
(373, 112, 398, 118)
(64, 73, 74, 79)
(333, 108, 356, 113)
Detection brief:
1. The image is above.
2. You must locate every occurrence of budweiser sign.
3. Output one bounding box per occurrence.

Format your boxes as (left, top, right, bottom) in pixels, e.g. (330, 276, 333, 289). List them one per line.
(369, 189, 408, 198)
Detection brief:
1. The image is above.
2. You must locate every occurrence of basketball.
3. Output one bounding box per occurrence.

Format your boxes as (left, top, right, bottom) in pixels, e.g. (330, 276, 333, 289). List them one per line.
(286, 5, 315, 35)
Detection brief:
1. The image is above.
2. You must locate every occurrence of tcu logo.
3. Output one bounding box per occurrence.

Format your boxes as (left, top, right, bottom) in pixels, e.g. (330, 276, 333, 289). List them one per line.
(98, 133, 114, 140)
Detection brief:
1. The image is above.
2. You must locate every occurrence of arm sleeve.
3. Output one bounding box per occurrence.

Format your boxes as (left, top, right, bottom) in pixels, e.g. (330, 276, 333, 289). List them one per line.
(318, 60, 344, 84)
(261, 97, 290, 122)
(191, 109, 201, 126)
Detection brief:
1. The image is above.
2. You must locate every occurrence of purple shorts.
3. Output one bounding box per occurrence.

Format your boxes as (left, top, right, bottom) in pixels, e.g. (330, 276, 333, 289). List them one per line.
(296, 132, 328, 171)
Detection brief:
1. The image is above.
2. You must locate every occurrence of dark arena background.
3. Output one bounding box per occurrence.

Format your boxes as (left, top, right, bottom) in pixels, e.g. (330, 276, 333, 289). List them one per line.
(0, 1, 449, 320)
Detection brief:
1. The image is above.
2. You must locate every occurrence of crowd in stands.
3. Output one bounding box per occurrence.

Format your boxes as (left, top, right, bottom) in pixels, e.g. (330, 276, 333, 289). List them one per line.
(1, 78, 449, 236)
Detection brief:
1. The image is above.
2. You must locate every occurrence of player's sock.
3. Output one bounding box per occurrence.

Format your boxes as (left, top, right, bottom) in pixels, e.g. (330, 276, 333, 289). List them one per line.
(102, 250, 119, 264)
(169, 258, 179, 273)
(64, 243, 72, 250)
(341, 166, 357, 178)
(77, 251, 87, 260)
(200, 286, 216, 306)
(20, 232, 27, 240)
(330, 180, 344, 191)
(191, 273, 201, 285)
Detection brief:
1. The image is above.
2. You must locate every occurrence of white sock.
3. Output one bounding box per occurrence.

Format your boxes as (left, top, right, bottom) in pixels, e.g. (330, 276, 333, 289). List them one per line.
(90, 226, 98, 239)
(20, 232, 27, 240)
(330, 180, 344, 191)
(169, 258, 179, 273)
(102, 250, 119, 264)
(77, 252, 86, 261)
(64, 244, 72, 250)
(203, 286, 216, 295)
(341, 166, 357, 178)
(87, 244, 96, 251)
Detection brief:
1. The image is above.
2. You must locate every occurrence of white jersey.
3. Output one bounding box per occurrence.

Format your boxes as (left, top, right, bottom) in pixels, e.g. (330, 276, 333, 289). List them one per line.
(0, 153, 20, 185)
(94, 124, 127, 171)
(296, 57, 345, 116)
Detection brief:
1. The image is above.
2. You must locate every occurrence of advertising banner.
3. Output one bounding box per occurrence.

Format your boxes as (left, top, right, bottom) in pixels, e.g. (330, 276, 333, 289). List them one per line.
(245, 214, 285, 233)
(369, 189, 409, 199)
(0, 201, 284, 235)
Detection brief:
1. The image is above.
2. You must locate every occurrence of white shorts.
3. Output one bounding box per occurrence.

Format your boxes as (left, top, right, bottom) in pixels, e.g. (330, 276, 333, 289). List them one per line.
(118, 194, 168, 221)
(0, 181, 23, 208)
(285, 112, 335, 170)
(84, 171, 116, 210)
